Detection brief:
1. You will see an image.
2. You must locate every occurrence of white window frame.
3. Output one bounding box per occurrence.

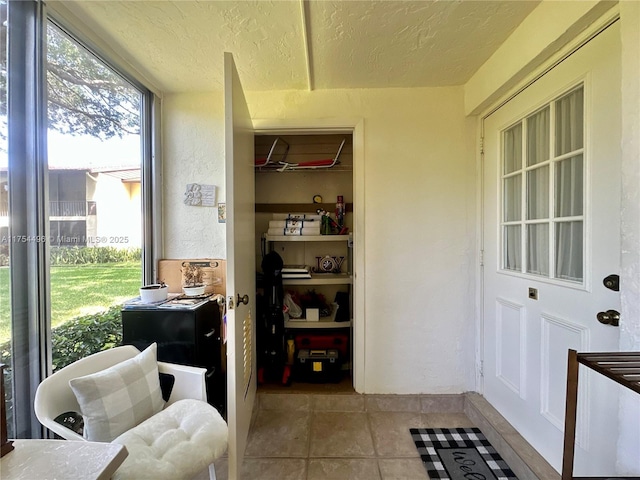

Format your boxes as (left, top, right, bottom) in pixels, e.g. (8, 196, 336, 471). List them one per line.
(499, 83, 586, 287)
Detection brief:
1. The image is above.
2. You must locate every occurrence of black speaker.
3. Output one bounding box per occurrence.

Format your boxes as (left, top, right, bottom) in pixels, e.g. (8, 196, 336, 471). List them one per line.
(334, 291, 350, 322)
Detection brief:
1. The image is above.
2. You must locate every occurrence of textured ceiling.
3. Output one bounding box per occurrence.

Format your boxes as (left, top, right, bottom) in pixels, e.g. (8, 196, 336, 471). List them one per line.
(58, 0, 540, 93)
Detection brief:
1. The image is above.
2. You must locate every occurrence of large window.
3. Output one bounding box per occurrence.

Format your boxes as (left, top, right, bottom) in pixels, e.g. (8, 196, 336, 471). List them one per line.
(4, 2, 158, 439)
(46, 22, 144, 371)
(501, 86, 584, 283)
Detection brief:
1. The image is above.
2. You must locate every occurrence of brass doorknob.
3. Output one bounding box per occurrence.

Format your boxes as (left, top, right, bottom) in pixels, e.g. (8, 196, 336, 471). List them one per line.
(596, 310, 620, 327)
(236, 293, 249, 306)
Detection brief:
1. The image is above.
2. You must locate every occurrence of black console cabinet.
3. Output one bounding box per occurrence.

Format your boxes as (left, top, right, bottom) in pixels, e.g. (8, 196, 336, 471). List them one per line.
(121, 300, 226, 415)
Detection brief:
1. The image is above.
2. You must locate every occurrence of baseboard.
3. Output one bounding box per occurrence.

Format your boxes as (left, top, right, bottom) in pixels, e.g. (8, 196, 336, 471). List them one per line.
(464, 392, 560, 480)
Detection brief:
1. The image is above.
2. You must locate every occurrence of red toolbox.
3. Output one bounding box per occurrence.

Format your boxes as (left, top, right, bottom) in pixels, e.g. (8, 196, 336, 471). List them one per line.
(294, 333, 349, 358)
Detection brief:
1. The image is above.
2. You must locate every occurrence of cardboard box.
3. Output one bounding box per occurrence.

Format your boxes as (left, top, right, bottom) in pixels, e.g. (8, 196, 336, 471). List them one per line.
(158, 259, 226, 295)
(305, 308, 320, 321)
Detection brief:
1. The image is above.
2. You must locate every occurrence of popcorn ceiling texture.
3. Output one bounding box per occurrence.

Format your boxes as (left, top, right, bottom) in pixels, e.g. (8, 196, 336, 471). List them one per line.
(307, 0, 537, 89)
(64, 0, 538, 92)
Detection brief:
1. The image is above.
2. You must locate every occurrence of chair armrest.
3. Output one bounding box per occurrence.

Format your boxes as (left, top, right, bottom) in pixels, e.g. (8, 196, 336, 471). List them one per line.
(157, 361, 208, 405)
(35, 412, 86, 442)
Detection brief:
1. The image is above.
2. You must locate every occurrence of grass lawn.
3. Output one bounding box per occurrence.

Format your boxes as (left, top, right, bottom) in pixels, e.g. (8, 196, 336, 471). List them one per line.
(0, 263, 141, 343)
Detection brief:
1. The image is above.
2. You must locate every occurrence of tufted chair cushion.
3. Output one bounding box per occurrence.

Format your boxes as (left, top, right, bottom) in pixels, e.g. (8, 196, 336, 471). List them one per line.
(111, 399, 228, 480)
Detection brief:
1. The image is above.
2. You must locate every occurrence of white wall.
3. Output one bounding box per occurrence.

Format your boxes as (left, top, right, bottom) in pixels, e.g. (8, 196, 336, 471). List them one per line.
(618, 0, 640, 474)
(464, 0, 618, 115)
(162, 87, 477, 393)
(162, 93, 227, 259)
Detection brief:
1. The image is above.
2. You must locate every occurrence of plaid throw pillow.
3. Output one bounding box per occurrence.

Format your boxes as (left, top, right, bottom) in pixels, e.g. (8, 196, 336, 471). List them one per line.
(69, 343, 165, 442)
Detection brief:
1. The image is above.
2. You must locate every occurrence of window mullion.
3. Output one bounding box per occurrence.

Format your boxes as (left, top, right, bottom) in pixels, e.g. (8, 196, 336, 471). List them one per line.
(521, 117, 527, 274)
(549, 100, 557, 279)
(7, 0, 50, 439)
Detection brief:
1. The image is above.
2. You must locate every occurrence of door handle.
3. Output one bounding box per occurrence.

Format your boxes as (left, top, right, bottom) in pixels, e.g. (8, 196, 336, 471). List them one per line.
(596, 309, 620, 327)
(236, 293, 249, 306)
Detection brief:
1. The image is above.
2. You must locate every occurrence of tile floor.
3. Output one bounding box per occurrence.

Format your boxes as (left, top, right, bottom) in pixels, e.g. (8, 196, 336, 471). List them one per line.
(214, 392, 475, 480)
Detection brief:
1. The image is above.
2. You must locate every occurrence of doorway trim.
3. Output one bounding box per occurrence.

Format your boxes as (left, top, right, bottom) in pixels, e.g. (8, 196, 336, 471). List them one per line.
(252, 117, 366, 393)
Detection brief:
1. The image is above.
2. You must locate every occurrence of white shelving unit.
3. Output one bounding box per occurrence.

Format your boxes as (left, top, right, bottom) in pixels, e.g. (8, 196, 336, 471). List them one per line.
(284, 318, 352, 329)
(263, 233, 352, 329)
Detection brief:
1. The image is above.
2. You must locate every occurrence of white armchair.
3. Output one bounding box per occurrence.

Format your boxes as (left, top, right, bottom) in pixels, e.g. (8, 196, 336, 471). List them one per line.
(34, 345, 228, 480)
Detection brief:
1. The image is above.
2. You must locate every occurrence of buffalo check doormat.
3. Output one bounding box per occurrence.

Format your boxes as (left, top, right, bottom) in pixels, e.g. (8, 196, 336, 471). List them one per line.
(410, 427, 519, 480)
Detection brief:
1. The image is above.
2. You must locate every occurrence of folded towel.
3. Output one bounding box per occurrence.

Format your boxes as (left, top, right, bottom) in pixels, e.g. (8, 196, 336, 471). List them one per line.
(272, 213, 322, 222)
(267, 227, 321, 236)
(269, 219, 318, 228)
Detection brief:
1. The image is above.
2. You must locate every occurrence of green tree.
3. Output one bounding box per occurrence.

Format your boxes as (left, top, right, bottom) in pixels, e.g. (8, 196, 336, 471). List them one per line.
(46, 22, 140, 140)
(0, 6, 141, 155)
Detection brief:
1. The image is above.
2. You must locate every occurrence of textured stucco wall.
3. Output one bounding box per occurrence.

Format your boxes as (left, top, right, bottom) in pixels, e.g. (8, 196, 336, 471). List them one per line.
(617, 1, 640, 474)
(162, 87, 477, 394)
(162, 92, 227, 259)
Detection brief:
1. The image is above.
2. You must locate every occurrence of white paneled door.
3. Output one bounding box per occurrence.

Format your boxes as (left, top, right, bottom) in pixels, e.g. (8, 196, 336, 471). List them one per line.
(482, 23, 622, 475)
(224, 52, 257, 480)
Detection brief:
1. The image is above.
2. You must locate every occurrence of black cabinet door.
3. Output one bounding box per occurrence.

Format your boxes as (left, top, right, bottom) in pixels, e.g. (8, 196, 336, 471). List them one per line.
(121, 301, 225, 413)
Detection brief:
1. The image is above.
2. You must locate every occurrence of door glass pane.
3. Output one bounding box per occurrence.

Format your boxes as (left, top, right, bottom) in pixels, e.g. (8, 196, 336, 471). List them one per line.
(47, 22, 143, 371)
(555, 155, 583, 217)
(555, 221, 583, 281)
(527, 107, 549, 166)
(555, 87, 584, 155)
(504, 225, 521, 271)
(503, 123, 522, 174)
(527, 224, 549, 276)
(503, 175, 521, 222)
(527, 165, 549, 220)
(0, 0, 12, 437)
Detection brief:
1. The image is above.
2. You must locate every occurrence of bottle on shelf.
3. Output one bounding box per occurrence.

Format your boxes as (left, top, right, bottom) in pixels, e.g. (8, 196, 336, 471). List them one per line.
(336, 195, 345, 228)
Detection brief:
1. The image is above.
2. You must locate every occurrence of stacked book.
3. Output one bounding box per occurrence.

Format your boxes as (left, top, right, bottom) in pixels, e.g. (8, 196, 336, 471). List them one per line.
(267, 214, 321, 236)
(282, 265, 312, 279)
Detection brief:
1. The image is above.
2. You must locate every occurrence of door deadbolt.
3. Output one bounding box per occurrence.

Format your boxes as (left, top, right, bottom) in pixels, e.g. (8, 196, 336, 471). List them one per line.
(602, 274, 620, 292)
(596, 309, 620, 327)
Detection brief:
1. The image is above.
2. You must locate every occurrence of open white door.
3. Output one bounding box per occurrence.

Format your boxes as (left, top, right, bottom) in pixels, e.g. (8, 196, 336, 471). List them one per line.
(224, 51, 256, 480)
(482, 24, 622, 474)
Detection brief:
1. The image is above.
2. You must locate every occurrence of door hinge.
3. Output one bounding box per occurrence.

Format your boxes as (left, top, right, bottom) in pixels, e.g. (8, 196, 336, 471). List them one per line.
(480, 136, 485, 155)
(479, 250, 484, 267)
(478, 361, 484, 377)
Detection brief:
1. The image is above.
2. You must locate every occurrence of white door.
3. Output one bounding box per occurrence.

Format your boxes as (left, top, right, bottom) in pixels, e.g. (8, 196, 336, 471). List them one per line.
(482, 24, 621, 474)
(224, 52, 256, 480)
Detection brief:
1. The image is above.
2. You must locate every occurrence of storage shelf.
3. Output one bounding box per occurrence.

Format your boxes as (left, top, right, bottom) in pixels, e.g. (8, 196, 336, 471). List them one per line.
(256, 203, 353, 213)
(285, 319, 352, 329)
(283, 274, 352, 286)
(264, 233, 351, 242)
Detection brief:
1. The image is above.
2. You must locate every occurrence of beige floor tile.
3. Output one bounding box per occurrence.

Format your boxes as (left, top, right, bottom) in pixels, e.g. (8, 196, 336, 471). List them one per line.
(423, 412, 476, 428)
(307, 458, 381, 480)
(244, 409, 310, 458)
(240, 458, 307, 480)
(369, 412, 430, 457)
(378, 458, 429, 479)
(313, 393, 365, 412)
(258, 393, 312, 411)
(309, 412, 376, 457)
(214, 457, 228, 479)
